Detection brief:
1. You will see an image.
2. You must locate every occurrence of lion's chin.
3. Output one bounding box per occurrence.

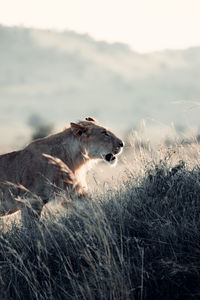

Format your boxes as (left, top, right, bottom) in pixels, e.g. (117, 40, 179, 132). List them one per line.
(109, 156, 118, 166)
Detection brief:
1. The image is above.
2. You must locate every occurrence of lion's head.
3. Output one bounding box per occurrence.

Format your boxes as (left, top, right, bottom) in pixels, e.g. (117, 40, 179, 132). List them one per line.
(70, 117, 124, 165)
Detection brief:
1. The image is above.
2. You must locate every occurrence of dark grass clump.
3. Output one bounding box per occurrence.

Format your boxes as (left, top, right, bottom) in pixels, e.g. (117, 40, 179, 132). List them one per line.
(1, 152, 200, 299)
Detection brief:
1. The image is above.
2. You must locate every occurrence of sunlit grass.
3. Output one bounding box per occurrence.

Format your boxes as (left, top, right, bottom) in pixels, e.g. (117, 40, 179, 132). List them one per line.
(1, 140, 200, 299)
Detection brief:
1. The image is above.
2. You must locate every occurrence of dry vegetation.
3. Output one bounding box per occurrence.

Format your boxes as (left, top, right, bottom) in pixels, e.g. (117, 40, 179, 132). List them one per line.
(1, 139, 200, 299)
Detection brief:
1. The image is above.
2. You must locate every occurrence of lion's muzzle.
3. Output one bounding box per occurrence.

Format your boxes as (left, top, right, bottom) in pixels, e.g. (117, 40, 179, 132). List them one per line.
(105, 140, 124, 164)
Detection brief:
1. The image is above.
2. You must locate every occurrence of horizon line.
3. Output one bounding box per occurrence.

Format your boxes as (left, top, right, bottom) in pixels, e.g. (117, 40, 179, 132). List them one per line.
(1, 22, 200, 55)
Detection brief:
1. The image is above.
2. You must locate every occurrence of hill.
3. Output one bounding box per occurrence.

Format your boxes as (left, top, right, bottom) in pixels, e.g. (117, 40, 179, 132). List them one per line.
(0, 25, 200, 147)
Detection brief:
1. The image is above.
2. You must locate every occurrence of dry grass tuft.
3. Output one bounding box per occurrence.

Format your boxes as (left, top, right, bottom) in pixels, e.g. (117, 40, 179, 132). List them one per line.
(1, 141, 200, 299)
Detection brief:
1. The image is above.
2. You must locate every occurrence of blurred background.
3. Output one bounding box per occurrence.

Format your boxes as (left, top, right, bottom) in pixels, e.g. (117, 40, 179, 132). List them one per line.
(1, 0, 200, 152)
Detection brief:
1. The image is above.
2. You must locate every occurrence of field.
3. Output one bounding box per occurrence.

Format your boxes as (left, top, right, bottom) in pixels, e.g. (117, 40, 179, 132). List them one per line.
(1, 140, 200, 299)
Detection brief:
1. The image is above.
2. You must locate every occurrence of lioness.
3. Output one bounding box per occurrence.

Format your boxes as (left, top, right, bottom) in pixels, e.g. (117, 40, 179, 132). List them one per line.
(0, 117, 123, 226)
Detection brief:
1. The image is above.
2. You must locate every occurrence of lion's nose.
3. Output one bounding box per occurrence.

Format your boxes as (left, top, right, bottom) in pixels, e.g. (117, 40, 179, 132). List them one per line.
(119, 141, 124, 147)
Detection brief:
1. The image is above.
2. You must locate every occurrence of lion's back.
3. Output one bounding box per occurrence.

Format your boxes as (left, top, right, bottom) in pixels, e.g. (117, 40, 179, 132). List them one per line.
(0, 151, 22, 181)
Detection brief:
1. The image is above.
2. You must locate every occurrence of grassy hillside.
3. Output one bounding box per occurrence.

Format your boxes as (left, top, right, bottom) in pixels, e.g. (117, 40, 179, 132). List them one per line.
(1, 142, 200, 299)
(1, 25, 200, 147)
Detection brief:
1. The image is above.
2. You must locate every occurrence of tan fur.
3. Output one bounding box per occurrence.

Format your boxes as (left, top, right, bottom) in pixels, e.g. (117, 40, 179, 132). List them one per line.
(0, 118, 123, 226)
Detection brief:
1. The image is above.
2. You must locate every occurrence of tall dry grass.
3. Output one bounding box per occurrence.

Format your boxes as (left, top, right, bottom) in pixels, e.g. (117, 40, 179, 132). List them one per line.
(1, 140, 200, 299)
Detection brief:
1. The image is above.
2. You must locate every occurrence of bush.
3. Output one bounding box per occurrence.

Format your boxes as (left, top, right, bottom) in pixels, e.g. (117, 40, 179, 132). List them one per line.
(31, 124, 53, 140)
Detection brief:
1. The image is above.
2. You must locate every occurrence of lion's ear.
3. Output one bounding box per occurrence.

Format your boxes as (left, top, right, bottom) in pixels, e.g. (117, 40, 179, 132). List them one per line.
(85, 117, 97, 123)
(70, 123, 88, 137)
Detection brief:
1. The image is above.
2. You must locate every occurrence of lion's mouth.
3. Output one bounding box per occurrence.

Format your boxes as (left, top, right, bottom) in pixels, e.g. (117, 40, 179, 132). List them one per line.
(105, 153, 116, 163)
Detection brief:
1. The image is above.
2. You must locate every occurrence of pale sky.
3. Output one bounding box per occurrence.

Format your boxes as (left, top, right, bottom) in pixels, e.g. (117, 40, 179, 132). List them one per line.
(1, 0, 200, 53)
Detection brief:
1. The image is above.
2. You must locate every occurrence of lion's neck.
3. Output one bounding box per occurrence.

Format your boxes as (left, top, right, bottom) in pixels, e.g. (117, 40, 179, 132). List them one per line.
(59, 129, 91, 174)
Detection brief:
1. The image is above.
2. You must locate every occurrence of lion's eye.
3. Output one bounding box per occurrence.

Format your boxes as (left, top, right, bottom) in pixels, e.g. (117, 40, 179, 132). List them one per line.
(102, 131, 110, 137)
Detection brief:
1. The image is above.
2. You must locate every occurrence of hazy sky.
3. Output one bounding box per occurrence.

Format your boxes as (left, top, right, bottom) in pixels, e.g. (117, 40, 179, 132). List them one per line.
(1, 0, 200, 53)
